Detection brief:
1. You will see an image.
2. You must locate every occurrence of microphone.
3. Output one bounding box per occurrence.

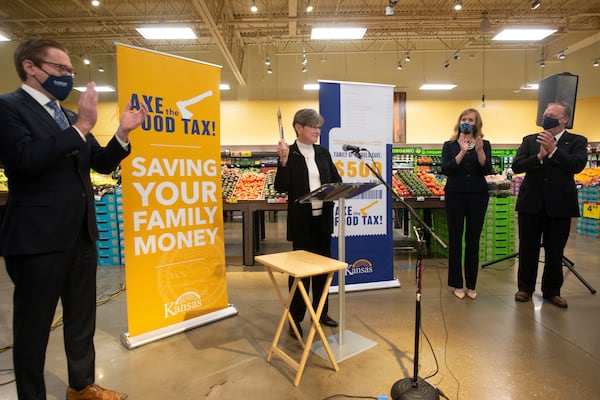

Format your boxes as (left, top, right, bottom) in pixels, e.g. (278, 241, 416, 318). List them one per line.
(342, 144, 365, 152)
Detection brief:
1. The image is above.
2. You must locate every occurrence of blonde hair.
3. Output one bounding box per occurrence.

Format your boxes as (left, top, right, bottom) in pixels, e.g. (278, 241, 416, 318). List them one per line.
(449, 108, 484, 141)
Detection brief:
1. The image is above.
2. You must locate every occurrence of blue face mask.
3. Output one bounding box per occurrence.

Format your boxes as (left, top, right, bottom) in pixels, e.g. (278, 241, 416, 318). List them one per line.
(459, 122, 474, 133)
(40, 72, 73, 101)
(542, 116, 561, 130)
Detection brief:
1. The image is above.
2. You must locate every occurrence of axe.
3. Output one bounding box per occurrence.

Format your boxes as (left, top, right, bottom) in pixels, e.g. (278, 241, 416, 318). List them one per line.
(176, 90, 213, 119)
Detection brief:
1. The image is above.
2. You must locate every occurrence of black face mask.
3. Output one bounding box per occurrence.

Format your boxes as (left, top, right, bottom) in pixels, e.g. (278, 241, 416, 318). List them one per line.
(34, 66, 74, 101)
(542, 116, 561, 130)
(41, 73, 73, 101)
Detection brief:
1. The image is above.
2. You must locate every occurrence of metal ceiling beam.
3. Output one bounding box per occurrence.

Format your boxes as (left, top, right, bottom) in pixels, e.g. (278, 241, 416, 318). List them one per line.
(191, 0, 246, 86)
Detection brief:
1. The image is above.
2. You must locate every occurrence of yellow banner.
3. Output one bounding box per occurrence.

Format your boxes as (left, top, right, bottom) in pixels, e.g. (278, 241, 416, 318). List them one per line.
(116, 44, 227, 338)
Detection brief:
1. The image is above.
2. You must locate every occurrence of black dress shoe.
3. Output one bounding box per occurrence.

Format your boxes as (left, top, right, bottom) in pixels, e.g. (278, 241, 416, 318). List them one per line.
(543, 295, 568, 308)
(289, 321, 302, 339)
(514, 290, 531, 302)
(319, 314, 338, 327)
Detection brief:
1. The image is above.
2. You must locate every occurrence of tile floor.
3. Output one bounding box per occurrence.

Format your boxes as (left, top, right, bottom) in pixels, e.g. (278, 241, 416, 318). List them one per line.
(1, 213, 599, 400)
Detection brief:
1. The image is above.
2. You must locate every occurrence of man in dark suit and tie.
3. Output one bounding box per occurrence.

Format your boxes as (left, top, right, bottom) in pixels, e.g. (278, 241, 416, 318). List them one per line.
(0, 38, 148, 400)
(512, 102, 588, 308)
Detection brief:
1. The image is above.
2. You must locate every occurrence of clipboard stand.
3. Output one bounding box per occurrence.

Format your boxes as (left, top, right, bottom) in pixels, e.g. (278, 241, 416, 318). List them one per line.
(298, 182, 380, 361)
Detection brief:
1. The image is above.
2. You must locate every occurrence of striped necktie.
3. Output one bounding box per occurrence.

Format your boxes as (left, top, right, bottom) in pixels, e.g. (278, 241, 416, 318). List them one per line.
(47, 101, 70, 130)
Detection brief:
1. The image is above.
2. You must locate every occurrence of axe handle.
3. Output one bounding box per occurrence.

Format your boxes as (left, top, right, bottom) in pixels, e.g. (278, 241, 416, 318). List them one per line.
(180, 90, 213, 107)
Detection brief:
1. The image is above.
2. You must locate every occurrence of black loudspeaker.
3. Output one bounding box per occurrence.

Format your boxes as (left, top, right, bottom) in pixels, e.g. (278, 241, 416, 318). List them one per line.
(536, 72, 578, 129)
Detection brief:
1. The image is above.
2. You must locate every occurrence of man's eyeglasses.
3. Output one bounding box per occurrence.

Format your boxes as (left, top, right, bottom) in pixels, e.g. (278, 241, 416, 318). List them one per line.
(39, 60, 76, 76)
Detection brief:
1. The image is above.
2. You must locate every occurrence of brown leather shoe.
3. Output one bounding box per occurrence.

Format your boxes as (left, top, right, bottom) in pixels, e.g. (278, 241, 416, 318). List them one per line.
(543, 295, 568, 308)
(67, 384, 128, 400)
(514, 290, 531, 302)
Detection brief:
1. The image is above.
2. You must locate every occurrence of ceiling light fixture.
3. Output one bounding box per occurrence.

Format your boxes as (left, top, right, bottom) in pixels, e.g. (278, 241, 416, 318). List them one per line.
(530, 1, 541, 10)
(219, 83, 230, 90)
(82, 55, 90, 65)
(74, 85, 115, 93)
(301, 49, 308, 71)
(420, 83, 457, 90)
(267, 65, 273, 74)
(480, 12, 492, 33)
(311, 27, 367, 40)
(265, 53, 271, 65)
(0, 32, 11, 41)
(539, 60, 546, 68)
(91, 0, 100, 6)
(385, 0, 398, 16)
(453, 50, 460, 60)
(303, 83, 320, 91)
(98, 64, 104, 72)
(493, 27, 557, 41)
(443, 60, 450, 68)
(306, 0, 313, 13)
(396, 60, 403, 70)
(404, 51, 411, 62)
(453, 0, 463, 11)
(558, 50, 566, 60)
(593, 59, 599, 67)
(520, 83, 539, 90)
(136, 25, 197, 39)
(250, 0, 258, 13)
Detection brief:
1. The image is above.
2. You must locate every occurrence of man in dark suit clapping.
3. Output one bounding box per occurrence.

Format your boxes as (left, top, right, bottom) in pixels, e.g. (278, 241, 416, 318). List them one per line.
(0, 38, 148, 400)
(512, 102, 588, 308)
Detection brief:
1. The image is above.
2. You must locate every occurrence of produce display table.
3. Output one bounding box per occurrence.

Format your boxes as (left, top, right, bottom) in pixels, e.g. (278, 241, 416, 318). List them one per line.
(393, 196, 445, 210)
(223, 200, 287, 265)
(224, 197, 447, 266)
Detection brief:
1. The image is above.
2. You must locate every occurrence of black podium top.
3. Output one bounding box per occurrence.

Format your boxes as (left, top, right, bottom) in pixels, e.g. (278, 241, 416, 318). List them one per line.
(297, 182, 380, 203)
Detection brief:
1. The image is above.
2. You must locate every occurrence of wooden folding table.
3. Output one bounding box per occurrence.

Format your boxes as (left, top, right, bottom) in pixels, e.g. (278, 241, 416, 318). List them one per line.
(254, 250, 347, 386)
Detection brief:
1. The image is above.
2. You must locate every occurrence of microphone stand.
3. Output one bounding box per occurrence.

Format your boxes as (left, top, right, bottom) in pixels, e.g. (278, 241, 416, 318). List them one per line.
(349, 149, 446, 400)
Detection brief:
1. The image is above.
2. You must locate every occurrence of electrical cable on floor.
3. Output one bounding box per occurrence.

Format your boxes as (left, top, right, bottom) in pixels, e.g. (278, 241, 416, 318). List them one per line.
(481, 257, 518, 272)
(415, 258, 444, 388)
(96, 283, 126, 306)
(0, 344, 13, 354)
(0, 283, 126, 387)
(0, 368, 15, 386)
(435, 262, 461, 400)
(420, 325, 440, 381)
(321, 394, 378, 400)
(48, 283, 127, 330)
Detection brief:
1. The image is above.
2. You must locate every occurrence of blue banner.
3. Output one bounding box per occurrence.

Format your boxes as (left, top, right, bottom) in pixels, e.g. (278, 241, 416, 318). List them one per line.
(319, 81, 398, 289)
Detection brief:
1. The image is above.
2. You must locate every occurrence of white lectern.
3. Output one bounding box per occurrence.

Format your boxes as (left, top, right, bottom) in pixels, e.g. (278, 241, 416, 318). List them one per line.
(297, 182, 380, 361)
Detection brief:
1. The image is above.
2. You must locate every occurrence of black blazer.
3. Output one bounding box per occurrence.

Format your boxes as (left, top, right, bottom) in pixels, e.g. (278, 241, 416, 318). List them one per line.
(512, 131, 587, 218)
(441, 139, 492, 193)
(274, 141, 342, 242)
(0, 88, 130, 256)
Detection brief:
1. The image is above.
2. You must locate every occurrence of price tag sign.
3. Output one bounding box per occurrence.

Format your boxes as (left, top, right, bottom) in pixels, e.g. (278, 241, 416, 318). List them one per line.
(334, 159, 382, 179)
(582, 202, 599, 219)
